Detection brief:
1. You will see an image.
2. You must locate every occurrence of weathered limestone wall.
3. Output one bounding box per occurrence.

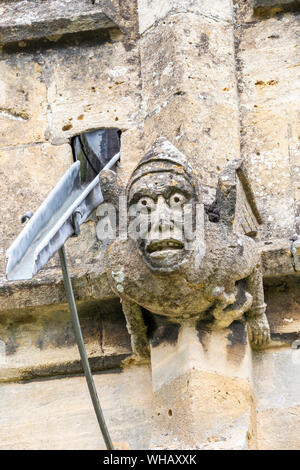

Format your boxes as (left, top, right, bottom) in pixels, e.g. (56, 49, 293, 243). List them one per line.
(254, 347, 300, 450)
(1, 0, 299, 281)
(0, 299, 132, 383)
(135, 0, 299, 450)
(0, 0, 142, 391)
(0, 0, 143, 281)
(0, 365, 153, 450)
(234, 3, 300, 239)
(150, 322, 256, 450)
(139, 0, 240, 199)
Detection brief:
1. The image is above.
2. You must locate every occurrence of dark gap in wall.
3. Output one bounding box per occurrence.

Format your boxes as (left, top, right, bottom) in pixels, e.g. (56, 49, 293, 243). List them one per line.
(253, 1, 300, 19)
(263, 275, 300, 345)
(0, 28, 114, 56)
(142, 308, 157, 341)
(142, 309, 180, 347)
(71, 128, 121, 184)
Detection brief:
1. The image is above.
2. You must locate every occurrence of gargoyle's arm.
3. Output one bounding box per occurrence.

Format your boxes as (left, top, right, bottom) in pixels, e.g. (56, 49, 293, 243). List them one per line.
(245, 262, 270, 347)
(121, 298, 150, 362)
(96, 170, 125, 238)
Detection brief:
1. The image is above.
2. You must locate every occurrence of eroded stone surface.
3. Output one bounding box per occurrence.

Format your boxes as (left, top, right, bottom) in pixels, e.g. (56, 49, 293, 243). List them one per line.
(0, 143, 73, 277)
(253, 348, 300, 449)
(0, 0, 116, 44)
(0, 255, 114, 312)
(261, 239, 295, 278)
(138, 0, 233, 34)
(150, 324, 256, 450)
(263, 277, 300, 346)
(235, 13, 300, 238)
(0, 298, 131, 382)
(140, 12, 240, 187)
(0, 365, 152, 450)
(0, 0, 139, 44)
(0, 60, 48, 147)
(45, 35, 142, 144)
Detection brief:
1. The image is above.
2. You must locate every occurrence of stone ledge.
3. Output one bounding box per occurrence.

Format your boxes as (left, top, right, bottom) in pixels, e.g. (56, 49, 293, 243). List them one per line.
(138, 0, 234, 35)
(0, 239, 299, 312)
(0, 297, 133, 383)
(0, 354, 132, 384)
(0, 263, 115, 312)
(261, 238, 299, 278)
(233, 0, 300, 24)
(0, 0, 118, 44)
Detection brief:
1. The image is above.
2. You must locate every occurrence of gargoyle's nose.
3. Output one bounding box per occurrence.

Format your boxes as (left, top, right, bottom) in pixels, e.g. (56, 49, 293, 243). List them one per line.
(152, 196, 174, 233)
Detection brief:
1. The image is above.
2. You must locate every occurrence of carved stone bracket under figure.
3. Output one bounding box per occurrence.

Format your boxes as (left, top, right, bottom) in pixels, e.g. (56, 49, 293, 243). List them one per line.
(103, 137, 270, 362)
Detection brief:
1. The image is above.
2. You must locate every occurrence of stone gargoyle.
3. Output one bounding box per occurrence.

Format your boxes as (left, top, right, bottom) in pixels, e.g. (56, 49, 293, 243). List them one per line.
(99, 137, 270, 361)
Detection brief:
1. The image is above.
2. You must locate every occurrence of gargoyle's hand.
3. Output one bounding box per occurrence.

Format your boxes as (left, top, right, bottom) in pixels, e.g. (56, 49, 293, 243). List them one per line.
(212, 284, 252, 329)
(99, 169, 124, 207)
(247, 313, 270, 347)
(211, 287, 236, 314)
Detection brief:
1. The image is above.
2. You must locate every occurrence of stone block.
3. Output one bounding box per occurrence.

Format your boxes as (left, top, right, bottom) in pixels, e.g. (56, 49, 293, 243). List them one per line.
(240, 107, 290, 197)
(45, 38, 142, 144)
(151, 323, 253, 390)
(264, 276, 300, 340)
(0, 261, 115, 312)
(144, 95, 240, 186)
(236, 15, 300, 109)
(238, 105, 294, 237)
(0, 298, 131, 382)
(140, 13, 240, 186)
(140, 14, 237, 114)
(151, 370, 255, 449)
(0, 143, 73, 277)
(261, 239, 295, 278)
(150, 322, 255, 449)
(253, 348, 300, 449)
(289, 109, 300, 230)
(289, 109, 300, 167)
(0, 0, 117, 44)
(256, 407, 300, 450)
(138, 0, 233, 34)
(0, 365, 153, 449)
(0, 60, 48, 146)
(235, 14, 300, 238)
(117, 127, 145, 184)
(256, 194, 295, 239)
(254, 348, 300, 410)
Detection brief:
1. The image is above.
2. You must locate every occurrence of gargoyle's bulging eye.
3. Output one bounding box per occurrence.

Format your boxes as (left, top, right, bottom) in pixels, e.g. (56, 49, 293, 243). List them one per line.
(169, 193, 187, 206)
(137, 197, 155, 211)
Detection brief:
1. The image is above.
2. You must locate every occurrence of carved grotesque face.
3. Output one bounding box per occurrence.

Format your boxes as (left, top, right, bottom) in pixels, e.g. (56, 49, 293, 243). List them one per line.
(128, 171, 196, 272)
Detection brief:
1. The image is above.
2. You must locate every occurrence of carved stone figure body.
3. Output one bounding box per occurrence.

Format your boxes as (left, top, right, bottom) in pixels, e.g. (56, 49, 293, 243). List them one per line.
(101, 138, 270, 360)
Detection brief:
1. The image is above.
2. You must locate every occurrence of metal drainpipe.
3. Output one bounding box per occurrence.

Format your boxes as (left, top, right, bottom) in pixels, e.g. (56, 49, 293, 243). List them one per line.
(59, 246, 114, 450)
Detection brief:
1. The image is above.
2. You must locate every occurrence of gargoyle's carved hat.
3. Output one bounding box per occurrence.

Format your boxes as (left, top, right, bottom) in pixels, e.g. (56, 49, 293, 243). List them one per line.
(126, 137, 200, 199)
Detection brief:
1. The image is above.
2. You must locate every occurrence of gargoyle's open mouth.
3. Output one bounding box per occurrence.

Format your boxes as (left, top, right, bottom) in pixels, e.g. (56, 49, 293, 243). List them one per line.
(147, 239, 184, 254)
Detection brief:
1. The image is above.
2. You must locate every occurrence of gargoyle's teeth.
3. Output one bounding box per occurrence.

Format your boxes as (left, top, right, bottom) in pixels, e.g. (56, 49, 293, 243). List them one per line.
(147, 239, 184, 253)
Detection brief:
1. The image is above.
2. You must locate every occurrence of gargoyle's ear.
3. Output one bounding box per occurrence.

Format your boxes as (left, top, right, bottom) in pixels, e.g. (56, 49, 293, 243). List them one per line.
(99, 169, 125, 208)
(216, 159, 262, 238)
